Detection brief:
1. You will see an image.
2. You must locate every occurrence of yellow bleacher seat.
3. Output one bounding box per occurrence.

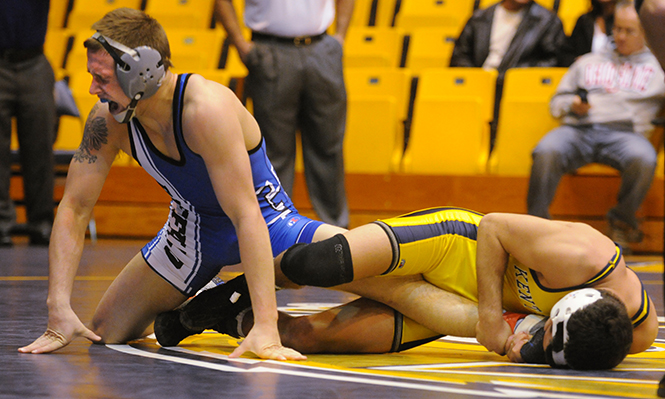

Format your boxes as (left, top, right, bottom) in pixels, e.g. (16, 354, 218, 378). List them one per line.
(394, 0, 475, 34)
(344, 67, 413, 173)
(558, 0, 591, 35)
(477, 0, 499, 8)
(53, 72, 95, 152)
(144, 0, 216, 30)
(344, 27, 405, 68)
(350, 0, 375, 27)
(488, 67, 567, 176)
(166, 29, 225, 70)
(66, 0, 142, 30)
(48, 0, 72, 30)
(63, 29, 95, 73)
(345, 67, 412, 122)
(402, 67, 497, 175)
(344, 95, 401, 173)
(404, 27, 459, 73)
(44, 29, 73, 72)
(346, 0, 400, 27)
(375, 0, 400, 26)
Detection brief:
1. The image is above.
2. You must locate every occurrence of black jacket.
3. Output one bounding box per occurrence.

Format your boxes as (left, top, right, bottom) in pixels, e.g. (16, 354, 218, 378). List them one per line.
(560, 12, 614, 67)
(450, 2, 566, 72)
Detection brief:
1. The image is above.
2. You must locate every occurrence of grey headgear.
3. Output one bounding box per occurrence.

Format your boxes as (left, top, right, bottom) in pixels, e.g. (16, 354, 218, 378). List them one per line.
(91, 32, 165, 123)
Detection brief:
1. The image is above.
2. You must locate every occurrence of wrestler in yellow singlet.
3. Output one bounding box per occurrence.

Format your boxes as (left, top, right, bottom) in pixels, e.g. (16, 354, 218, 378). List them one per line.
(373, 207, 651, 350)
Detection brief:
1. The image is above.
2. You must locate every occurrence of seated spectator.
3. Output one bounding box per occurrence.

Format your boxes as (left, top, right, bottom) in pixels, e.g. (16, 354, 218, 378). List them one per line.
(561, 0, 617, 67)
(450, 0, 565, 70)
(450, 0, 565, 147)
(527, 0, 665, 252)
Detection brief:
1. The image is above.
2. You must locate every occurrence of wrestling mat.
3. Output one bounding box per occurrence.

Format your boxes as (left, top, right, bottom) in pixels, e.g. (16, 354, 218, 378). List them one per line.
(111, 264, 665, 399)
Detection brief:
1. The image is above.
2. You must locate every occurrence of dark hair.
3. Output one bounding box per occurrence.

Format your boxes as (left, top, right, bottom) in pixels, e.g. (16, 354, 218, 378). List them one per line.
(563, 290, 633, 370)
(590, 0, 617, 16)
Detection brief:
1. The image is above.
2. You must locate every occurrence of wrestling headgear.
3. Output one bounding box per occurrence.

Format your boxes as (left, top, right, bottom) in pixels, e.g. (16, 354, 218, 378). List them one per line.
(91, 32, 165, 123)
(547, 288, 603, 367)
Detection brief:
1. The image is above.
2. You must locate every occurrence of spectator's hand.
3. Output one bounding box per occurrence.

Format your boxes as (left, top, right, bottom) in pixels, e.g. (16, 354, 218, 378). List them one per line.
(229, 322, 306, 361)
(571, 95, 591, 116)
(236, 40, 255, 64)
(332, 33, 344, 46)
(19, 307, 101, 354)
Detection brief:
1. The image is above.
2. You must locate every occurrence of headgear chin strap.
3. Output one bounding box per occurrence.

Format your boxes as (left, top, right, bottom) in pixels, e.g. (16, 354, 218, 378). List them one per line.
(91, 32, 165, 123)
(548, 288, 603, 367)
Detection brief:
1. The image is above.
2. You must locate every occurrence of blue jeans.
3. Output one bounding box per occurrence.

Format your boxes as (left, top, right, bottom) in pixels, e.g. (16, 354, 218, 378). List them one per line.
(527, 123, 657, 228)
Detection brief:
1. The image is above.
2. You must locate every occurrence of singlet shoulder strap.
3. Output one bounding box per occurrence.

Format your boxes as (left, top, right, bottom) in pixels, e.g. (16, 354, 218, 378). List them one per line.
(583, 243, 622, 286)
(630, 279, 651, 328)
(172, 73, 193, 150)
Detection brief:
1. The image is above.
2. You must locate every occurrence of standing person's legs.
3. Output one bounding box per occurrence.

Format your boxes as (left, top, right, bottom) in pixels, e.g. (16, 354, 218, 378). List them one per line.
(245, 42, 302, 195)
(527, 126, 592, 219)
(596, 129, 658, 230)
(15, 55, 55, 244)
(0, 61, 16, 244)
(91, 252, 189, 344)
(299, 36, 349, 228)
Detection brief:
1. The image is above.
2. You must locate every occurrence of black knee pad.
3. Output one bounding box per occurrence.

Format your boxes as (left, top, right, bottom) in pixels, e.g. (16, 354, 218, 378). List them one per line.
(280, 234, 354, 287)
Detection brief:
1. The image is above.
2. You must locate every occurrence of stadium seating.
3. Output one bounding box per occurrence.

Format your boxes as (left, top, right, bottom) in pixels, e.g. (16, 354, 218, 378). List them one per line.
(44, 29, 73, 73)
(344, 67, 413, 173)
(344, 27, 405, 68)
(166, 29, 225, 70)
(403, 26, 459, 73)
(395, 0, 475, 34)
(144, 0, 216, 29)
(487, 67, 567, 176)
(401, 67, 497, 174)
(48, 0, 71, 29)
(63, 29, 96, 74)
(66, 0, 142, 30)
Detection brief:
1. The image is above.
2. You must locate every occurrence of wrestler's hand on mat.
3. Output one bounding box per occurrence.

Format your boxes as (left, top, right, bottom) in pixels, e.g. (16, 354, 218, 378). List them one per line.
(504, 332, 530, 363)
(229, 323, 306, 361)
(476, 317, 512, 356)
(18, 307, 101, 354)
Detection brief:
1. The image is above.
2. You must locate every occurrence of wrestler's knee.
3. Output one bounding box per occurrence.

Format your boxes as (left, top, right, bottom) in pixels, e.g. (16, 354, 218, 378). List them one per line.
(280, 235, 354, 287)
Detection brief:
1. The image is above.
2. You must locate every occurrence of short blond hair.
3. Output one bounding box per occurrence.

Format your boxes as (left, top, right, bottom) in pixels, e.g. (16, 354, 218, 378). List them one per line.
(84, 8, 173, 70)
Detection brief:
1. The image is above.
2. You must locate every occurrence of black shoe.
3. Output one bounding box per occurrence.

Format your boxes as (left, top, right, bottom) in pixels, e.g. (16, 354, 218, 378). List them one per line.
(0, 231, 12, 247)
(28, 223, 51, 246)
(658, 373, 665, 397)
(153, 310, 203, 347)
(179, 274, 251, 332)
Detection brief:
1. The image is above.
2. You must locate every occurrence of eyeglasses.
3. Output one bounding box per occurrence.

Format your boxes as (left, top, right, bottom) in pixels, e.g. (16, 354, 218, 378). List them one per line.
(612, 26, 640, 37)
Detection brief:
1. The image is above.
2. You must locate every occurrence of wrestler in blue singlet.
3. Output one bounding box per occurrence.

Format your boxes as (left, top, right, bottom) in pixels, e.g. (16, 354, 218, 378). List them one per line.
(128, 73, 322, 295)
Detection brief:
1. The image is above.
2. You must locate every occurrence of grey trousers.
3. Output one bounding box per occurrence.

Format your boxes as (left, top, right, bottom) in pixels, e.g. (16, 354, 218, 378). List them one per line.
(0, 54, 55, 232)
(527, 123, 657, 228)
(245, 34, 349, 228)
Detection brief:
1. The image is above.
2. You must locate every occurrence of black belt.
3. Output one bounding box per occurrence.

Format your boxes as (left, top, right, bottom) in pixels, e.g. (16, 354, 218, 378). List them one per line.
(0, 47, 43, 63)
(251, 32, 325, 46)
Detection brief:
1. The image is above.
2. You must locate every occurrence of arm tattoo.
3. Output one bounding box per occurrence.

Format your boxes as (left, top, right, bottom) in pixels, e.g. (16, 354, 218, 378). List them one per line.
(74, 107, 109, 164)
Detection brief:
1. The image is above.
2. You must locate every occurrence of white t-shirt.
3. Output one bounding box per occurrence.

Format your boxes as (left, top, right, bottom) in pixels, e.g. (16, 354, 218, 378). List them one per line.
(591, 21, 609, 53)
(483, 5, 526, 69)
(244, 0, 335, 37)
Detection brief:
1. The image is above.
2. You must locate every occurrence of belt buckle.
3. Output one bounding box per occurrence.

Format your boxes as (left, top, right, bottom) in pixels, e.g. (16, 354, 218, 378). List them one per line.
(293, 36, 312, 46)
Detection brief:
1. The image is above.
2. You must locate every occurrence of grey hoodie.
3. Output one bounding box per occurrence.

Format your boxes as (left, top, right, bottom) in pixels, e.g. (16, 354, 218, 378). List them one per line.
(550, 44, 665, 136)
